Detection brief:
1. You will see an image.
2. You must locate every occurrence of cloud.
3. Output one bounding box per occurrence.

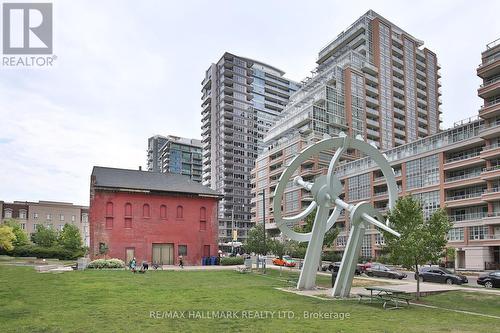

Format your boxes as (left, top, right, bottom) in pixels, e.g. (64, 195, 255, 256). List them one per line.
(1, 0, 499, 204)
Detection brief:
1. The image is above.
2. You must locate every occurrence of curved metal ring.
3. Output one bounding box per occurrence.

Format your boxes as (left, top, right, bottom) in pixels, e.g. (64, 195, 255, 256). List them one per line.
(273, 137, 346, 242)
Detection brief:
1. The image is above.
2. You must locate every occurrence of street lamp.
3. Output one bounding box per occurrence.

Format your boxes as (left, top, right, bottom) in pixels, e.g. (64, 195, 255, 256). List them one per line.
(258, 189, 266, 273)
(231, 203, 245, 254)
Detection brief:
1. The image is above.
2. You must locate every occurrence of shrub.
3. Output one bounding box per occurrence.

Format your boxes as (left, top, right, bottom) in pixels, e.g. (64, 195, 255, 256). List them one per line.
(8, 245, 84, 260)
(220, 257, 244, 266)
(321, 251, 342, 263)
(87, 258, 125, 269)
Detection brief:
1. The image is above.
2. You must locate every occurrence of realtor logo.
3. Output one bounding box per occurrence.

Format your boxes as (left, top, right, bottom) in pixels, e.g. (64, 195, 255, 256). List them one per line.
(2, 3, 53, 54)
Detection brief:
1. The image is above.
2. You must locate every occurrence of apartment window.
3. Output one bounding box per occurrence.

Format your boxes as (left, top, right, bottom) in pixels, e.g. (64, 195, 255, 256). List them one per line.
(176, 205, 183, 219)
(71, 215, 76, 222)
(361, 234, 372, 258)
(375, 233, 385, 245)
(413, 191, 440, 220)
(59, 214, 64, 221)
(336, 236, 346, 246)
(448, 227, 464, 241)
(468, 226, 488, 240)
(4, 209, 12, 219)
(160, 205, 167, 219)
(33, 224, 39, 230)
(178, 245, 187, 256)
(58, 224, 64, 231)
(406, 154, 439, 190)
(46, 214, 52, 221)
(33, 213, 38, 219)
(284, 190, 299, 213)
(348, 173, 370, 201)
(82, 213, 88, 223)
(20, 223, 26, 230)
(19, 210, 27, 220)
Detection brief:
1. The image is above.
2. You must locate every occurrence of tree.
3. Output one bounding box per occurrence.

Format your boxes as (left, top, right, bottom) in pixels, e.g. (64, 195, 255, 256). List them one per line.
(383, 196, 452, 299)
(58, 224, 82, 251)
(3, 219, 29, 247)
(99, 242, 109, 259)
(445, 247, 456, 272)
(31, 225, 58, 248)
(244, 223, 272, 255)
(0, 225, 16, 251)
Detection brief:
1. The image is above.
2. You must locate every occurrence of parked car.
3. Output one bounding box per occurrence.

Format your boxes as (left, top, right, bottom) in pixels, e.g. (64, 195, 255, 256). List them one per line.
(416, 267, 468, 285)
(321, 262, 362, 275)
(477, 271, 500, 288)
(365, 263, 407, 279)
(272, 255, 296, 267)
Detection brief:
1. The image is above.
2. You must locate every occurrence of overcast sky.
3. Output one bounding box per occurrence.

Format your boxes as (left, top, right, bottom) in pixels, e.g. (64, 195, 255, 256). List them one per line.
(0, 0, 499, 206)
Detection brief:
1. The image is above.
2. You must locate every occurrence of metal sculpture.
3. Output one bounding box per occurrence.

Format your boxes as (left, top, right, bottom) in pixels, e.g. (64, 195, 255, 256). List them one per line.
(273, 133, 400, 298)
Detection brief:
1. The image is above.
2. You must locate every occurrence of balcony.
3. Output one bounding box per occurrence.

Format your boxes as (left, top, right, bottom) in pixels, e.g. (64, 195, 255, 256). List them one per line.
(482, 187, 500, 201)
(479, 99, 500, 118)
(366, 95, 379, 107)
(482, 165, 500, 180)
(444, 172, 483, 188)
(444, 151, 483, 170)
(479, 120, 500, 139)
(480, 143, 500, 159)
(445, 192, 484, 208)
(449, 212, 488, 223)
(478, 76, 500, 99)
(477, 54, 500, 79)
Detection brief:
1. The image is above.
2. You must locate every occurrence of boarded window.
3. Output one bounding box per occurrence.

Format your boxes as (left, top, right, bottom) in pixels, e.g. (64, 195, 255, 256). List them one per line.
(178, 245, 187, 256)
(200, 207, 206, 221)
(125, 203, 132, 217)
(105, 217, 113, 229)
(176, 206, 183, 219)
(143, 204, 150, 218)
(106, 202, 113, 216)
(160, 205, 167, 219)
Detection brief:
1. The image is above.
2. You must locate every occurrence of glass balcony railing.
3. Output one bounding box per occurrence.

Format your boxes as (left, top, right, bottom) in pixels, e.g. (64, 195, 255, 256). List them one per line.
(445, 151, 481, 163)
(449, 212, 488, 222)
(445, 172, 481, 183)
(446, 192, 483, 201)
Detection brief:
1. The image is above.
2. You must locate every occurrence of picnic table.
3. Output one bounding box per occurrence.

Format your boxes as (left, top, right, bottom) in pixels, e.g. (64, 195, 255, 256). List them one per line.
(358, 287, 412, 310)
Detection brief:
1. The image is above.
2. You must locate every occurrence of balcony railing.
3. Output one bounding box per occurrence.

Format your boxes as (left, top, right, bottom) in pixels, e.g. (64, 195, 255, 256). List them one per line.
(445, 172, 482, 183)
(446, 192, 483, 201)
(449, 212, 488, 222)
(483, 165, 500, 172)
(484, 187, 500, 194)
(480, 75, 500, 88)
(445, 151, 481, 163)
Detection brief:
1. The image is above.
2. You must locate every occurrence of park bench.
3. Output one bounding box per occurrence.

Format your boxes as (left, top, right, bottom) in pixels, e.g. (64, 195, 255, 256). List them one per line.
(359, 287, 412, 310)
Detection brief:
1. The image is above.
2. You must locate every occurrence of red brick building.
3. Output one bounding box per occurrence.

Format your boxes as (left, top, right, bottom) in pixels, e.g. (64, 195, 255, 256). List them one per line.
(89, 167, 221, 265)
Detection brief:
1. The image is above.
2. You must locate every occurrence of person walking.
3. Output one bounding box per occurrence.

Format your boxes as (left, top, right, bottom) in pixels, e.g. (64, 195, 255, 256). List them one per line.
(178, 255, 184, 269)
(129, 257, 137, 273)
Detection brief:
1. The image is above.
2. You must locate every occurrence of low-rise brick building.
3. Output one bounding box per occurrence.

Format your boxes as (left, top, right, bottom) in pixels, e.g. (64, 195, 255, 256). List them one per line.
(89, 167, 221, 265)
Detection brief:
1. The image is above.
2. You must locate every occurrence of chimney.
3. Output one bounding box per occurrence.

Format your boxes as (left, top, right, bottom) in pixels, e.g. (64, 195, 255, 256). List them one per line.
(139, 166, 142, 171)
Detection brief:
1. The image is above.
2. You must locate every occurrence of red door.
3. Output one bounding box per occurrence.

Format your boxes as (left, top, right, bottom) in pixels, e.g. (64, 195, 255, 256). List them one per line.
(203, 245, 210, 257)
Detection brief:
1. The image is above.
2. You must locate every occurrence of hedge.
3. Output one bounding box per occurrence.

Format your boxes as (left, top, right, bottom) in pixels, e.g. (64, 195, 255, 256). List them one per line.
(5, 245, 83, 260)
(87, 258, 125, 269)
(220, 257, 244, 266)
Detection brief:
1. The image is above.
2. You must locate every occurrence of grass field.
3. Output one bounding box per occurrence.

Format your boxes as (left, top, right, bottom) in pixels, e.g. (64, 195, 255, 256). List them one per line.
(0, 265, 499, 332)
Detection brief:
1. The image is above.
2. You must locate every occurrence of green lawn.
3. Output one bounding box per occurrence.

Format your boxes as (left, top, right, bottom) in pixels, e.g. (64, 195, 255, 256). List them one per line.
(418, 291, 500, 318)
(0, 265, 499, 333)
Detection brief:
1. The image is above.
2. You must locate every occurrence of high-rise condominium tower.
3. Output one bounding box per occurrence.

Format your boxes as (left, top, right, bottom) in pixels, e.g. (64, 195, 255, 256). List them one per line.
(201, 52, 300, 243)
(252, 10, 442, 231)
